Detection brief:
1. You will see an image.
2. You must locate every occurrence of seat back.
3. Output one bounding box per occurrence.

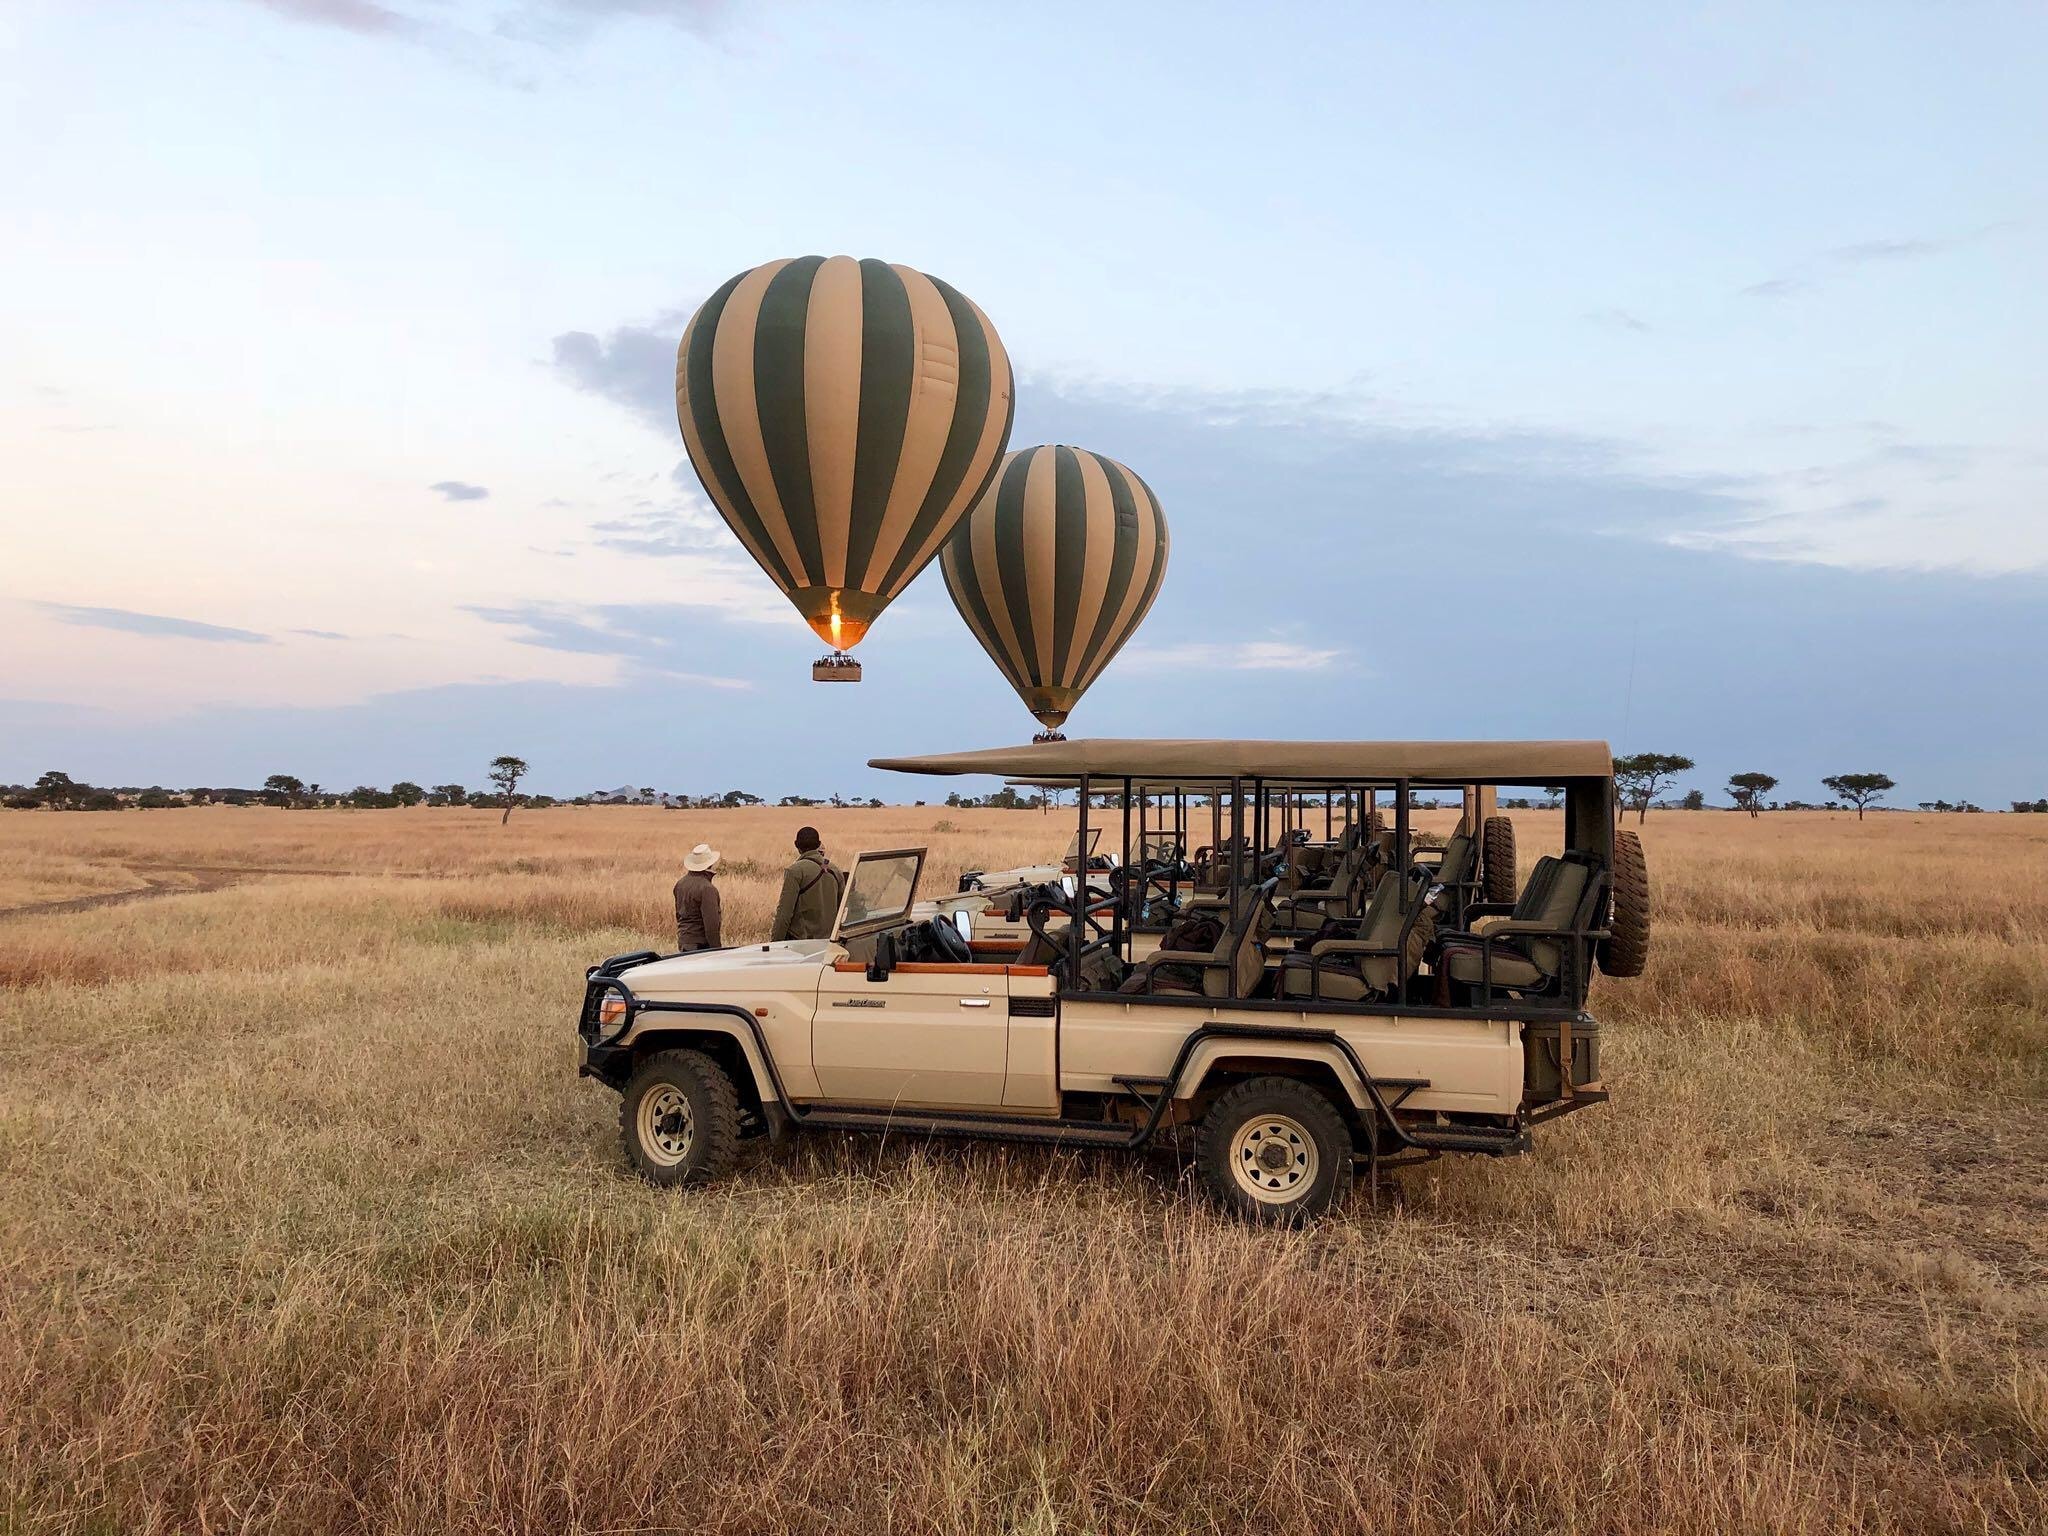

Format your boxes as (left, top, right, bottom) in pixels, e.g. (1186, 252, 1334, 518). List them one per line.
(1207, 878, 1277, 998)
(1434, 832, 1474, 890)
(1514, 856, 1590, 977)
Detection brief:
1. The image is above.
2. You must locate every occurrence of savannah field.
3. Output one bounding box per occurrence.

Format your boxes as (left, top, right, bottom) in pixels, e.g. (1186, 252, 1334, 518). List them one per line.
(0, 803, 2043, 1535)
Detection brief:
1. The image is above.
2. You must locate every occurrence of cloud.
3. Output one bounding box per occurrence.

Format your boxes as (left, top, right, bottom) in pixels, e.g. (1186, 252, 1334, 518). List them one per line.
(249, 0, 413, 35)
(498, 0, 727, 41)
(550, 318, 684, 432)
(1743, 223, 2015, 298)
(39, 604, 274, 645)
(290, 628, 350, 640)
(1585, 308, 1651, 333)
(240, 0, 724, 45)
(585, 465, 728, 554)
(465, 601, 757, 685)
(429, 480, 490, 501)
(1120, 639, 1345, 673)
(1829, 237, 1947, 263)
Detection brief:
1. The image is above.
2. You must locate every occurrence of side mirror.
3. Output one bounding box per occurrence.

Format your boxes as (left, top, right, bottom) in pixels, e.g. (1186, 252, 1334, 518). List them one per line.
(866, 930, 897, 983)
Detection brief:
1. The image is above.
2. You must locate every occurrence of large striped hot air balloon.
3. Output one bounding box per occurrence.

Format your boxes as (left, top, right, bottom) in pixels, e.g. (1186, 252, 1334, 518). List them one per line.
(675, 256, 1014, 675)
(940, 444, 1169, 734)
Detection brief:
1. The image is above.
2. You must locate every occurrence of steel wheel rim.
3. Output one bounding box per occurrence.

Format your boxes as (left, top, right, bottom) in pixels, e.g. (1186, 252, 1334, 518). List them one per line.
(638, 1084, 695, 1166)
(1230, 1113, 1317, 1202)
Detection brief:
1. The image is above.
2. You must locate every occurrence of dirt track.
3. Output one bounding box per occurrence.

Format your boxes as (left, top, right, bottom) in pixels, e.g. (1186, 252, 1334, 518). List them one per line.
(0, 864, 415, 922)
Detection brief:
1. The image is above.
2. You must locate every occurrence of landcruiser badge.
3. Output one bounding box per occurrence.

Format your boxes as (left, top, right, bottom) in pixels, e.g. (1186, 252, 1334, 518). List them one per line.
(832, 998, 887, 1008)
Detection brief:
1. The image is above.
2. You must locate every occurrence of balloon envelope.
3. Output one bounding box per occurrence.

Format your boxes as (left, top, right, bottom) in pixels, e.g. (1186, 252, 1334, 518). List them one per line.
(675, 256, 1014, 651)
(940, 444, 1169, 730)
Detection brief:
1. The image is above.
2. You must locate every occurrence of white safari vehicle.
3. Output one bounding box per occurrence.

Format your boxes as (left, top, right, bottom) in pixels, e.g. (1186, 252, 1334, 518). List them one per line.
(578, 740, 1649, 1222)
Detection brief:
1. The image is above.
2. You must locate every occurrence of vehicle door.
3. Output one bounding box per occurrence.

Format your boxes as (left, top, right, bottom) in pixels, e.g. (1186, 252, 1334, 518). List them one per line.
(811, 848, 1011, 1108)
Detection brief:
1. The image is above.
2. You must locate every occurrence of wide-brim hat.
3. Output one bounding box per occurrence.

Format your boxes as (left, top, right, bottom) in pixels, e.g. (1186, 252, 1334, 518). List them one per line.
(684, 843, 721, 873)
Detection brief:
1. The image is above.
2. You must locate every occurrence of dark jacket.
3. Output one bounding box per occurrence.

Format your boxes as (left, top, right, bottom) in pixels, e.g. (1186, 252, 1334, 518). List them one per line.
(771, 848, 841, 941)
(673, 871, 722, 951)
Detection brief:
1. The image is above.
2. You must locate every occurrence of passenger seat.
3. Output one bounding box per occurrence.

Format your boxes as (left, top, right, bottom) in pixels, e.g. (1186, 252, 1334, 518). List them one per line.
(1277, 870, 1434, 1002)
(1435, 855, 1594, 997)
(1134, 878, 1277, 998)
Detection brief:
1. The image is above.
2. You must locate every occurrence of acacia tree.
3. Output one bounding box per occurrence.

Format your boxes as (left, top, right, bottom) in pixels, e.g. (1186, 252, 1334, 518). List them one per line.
(488, 755, 529, 826)
(1727, 772, 1777, 818)
(34, 770, 81, 809)
(1822, 772, 1894, 821)
(263, 774, 305, 808)
(1613, 752, 1695, 824)
(390, 781, 425, 807)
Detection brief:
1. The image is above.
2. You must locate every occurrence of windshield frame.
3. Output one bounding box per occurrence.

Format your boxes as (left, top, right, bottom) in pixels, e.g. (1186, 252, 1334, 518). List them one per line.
(831, 846, 928, 941)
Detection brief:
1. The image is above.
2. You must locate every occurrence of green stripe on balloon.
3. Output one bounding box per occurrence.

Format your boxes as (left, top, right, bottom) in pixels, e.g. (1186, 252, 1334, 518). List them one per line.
(682, 271, 796, 591)
(843, 259, 914, 588)
(1049, 445, 1089, 685)
(752, 255, 827, 586)
(881, 276, 998, 594)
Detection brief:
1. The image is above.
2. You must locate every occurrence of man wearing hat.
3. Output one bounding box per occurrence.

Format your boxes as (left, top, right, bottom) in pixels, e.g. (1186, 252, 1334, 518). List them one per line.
(770, 826, 841, 942)
(673, 843, 723, 952)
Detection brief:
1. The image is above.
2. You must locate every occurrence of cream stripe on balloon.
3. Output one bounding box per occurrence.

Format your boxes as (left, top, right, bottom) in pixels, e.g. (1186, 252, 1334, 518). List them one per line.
(710, 259, 809, 586)
(802, 255, 864, 590)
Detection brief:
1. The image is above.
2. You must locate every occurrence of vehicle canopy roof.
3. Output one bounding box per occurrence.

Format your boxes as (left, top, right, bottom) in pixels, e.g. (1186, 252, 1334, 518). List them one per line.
(873, 738, 1612, 787)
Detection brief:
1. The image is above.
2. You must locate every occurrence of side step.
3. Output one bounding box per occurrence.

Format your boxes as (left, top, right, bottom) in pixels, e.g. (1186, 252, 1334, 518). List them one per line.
(797, 1108, 1136, 1148)
(1402, 1124, 1531, 1155)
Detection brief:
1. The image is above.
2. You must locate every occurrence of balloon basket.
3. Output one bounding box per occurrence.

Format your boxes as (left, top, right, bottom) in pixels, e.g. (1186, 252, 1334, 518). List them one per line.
(1032, 730, 1067, 743)
(812, 652, 862, 683)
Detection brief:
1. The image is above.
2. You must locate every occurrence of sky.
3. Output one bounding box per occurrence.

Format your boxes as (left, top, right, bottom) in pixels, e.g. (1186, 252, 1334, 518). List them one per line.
(2, 0, 2043, 805)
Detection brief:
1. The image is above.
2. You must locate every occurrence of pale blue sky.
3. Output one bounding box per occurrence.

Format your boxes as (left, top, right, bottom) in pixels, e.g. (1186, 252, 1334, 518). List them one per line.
(2, 1, 2043, 803)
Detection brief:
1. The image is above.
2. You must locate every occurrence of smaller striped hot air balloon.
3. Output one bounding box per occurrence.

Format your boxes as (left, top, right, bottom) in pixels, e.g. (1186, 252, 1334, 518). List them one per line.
(940, 445, 1169, 737)
(675, 256, 1015, 680)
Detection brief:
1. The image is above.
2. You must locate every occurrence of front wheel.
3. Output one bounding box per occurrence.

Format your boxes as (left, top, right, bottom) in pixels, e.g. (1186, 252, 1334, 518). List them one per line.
(1195, 1076, 1355, 1224)
(619, 1049, 741, 1188)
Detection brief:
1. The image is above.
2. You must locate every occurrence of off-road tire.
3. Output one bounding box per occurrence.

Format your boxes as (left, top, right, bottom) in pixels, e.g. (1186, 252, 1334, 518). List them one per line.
(1481, 815, 1517, 905)
(1598, 828, 1651, 978)
(619, 1048, 741, 1188)
(1195, 1076, 1354, 1225)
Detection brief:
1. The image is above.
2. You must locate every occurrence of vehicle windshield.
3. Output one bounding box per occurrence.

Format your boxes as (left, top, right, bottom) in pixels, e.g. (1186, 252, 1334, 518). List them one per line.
(1062, 827, 1102, 864)
(837, 849, 924, 936)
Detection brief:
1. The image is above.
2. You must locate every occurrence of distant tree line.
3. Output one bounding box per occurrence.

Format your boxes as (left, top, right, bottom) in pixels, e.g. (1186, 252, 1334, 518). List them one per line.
(4, 762, 892, 815)
(1606, 756, 1999, 822)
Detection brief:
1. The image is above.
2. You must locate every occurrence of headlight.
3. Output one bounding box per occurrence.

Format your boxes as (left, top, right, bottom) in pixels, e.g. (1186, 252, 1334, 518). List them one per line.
(596, 993, 628, 1031)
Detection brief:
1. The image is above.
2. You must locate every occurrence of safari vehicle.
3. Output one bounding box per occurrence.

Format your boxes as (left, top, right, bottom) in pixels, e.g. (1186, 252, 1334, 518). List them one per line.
(577, 739, 1650, 1223)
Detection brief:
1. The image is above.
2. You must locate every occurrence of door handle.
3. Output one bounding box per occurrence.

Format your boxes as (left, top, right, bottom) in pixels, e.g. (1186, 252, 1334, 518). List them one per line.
(958, 998, 992, 1008)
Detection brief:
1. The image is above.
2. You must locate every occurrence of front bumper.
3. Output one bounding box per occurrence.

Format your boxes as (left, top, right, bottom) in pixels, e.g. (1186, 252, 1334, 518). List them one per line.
(577, 950, 658, 1083)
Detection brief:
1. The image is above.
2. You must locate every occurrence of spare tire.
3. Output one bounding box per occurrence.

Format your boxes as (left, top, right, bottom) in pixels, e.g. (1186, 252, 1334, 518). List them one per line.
(1598, 828, 1651, 977)
(1481, 816, 1517, 905)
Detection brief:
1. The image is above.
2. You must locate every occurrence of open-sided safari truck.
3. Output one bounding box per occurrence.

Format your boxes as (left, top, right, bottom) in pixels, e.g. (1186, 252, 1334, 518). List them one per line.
(577, 739, 1650, 1223)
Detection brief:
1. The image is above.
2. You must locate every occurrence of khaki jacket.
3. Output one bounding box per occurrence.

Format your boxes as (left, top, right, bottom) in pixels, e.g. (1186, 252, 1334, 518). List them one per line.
(771, 849, 841, 941)
(673, 870, 722, 951)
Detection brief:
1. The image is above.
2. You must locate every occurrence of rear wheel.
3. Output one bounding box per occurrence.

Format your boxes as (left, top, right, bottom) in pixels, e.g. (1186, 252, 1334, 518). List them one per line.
(1481, 815, 1517, 904)
(1598, 829, 1651, 977)
(620, 1048, 741, 1187)
(1196, 1076, 1354, 1224)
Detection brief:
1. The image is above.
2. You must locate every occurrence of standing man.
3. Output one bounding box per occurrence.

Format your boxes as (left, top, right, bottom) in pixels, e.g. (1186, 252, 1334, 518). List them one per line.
(771, 826, 841, 942)
(673, 843, 723, 952)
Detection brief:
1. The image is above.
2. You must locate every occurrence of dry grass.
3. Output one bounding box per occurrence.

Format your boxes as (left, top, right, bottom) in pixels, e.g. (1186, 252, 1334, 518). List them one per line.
(0, 806, 2043, 1534)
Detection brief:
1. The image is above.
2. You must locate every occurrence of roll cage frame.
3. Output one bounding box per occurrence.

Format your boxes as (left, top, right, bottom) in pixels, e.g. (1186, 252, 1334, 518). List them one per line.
(882, 742, 1621, 1023)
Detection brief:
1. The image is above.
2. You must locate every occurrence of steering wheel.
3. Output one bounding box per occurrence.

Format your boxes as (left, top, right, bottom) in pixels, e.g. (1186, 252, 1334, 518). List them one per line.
(1113, 863, 1186, 926)
(1024, 888, 1118, 985)
(923, 913, 973, 964)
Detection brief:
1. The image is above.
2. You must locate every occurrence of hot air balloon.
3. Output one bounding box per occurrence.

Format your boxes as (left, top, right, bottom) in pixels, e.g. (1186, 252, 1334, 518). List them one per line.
(675, 256, 1014, 681)
(940, 444, 1169, 738)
